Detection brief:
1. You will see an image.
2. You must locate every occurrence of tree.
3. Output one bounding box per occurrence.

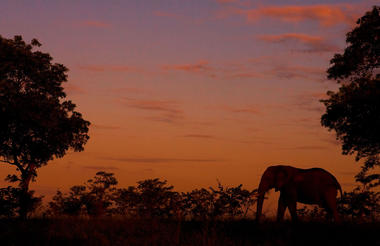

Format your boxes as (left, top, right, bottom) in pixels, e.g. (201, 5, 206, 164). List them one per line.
(131, 178, 181, 218)
(321, 6, 380, 189)
(48, 172, 117, 217)
(0, 35, 90, 218)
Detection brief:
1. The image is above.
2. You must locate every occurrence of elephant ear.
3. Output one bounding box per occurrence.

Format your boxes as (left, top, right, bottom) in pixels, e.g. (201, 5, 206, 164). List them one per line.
(275, 168, 289, 191)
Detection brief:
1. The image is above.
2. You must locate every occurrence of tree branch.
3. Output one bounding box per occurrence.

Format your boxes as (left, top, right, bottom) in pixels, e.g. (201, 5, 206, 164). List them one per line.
(0, 158, 16, 165)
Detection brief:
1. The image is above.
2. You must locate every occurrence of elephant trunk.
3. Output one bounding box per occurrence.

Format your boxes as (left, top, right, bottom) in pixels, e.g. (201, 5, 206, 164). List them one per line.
(256, 192, 265, 222)
(256, 178, 271, 222)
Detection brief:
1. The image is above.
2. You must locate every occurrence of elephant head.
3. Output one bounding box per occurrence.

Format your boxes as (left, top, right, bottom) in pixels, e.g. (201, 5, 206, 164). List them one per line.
(256, 166, 292, 222)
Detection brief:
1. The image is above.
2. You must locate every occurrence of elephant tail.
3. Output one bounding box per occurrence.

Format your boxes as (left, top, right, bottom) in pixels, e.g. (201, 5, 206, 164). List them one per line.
(332, 175, 343, 198)
(337, 182, 343, 198)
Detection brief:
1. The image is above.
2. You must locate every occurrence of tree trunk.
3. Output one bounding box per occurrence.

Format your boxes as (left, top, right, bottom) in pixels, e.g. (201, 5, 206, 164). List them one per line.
(18, 165, 35, 219)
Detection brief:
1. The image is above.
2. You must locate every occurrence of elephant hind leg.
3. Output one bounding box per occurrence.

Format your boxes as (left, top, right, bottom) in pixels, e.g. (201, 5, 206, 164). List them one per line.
(325, 190, 341, 223)
(288, 201, 298, 222)
(277, 193, 287, 222)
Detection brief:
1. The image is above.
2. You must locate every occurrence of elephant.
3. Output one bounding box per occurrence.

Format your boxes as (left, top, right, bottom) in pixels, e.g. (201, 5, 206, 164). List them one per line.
(256, 165, 342, 222)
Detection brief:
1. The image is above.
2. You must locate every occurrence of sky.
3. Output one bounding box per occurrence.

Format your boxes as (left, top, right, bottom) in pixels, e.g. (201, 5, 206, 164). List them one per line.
(0, 0, 377, 207)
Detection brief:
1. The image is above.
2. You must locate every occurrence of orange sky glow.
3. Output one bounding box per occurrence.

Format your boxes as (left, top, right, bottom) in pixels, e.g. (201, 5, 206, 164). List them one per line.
(0, 0, 377, 208)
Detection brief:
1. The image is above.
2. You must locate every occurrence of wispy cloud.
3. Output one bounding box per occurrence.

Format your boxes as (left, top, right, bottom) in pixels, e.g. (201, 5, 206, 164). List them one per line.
(78, 65, 131, 72)
(268, 65, 325, 80)
(82, 165, 119, 170)
(227, 72, 262, 79)
(153, 10, 182, 19)
(258, 33, 338, 53)
(162, 60, 213, 74)
(118, 97, 185, 124)
(121, 98, 182, 114)
(80, 20, 110, 28)
(101, 157, 221, 163)
(293, 92, 328, 112)
(238, 4, 356, 26)
(223, 105, 262, 115)
(108, 87, 150, 96)
(183, 134, 217, 139)
(92, 124, 121, 130)
(280, 145, 328, 150)
(64, 83, 86, 95)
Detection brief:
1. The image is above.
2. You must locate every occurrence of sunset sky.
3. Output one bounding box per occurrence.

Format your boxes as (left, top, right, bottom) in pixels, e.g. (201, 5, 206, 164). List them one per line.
(0, 0, 377, 207)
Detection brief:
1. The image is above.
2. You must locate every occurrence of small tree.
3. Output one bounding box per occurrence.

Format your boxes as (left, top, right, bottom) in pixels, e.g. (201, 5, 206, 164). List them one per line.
(49, 186, 87, 216)
(0, 35, 90, 218)
(182, 183, 256, 220)
(182, 188, 215, 220)
(48, 172, 117, 217)
(84, 171, 118, 216)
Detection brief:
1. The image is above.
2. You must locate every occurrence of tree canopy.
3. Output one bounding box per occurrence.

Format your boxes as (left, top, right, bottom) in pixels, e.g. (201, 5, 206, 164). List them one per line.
(321, 6, 380, 161)
(0, 35, 90, 217)
(321, 6, 380, 188)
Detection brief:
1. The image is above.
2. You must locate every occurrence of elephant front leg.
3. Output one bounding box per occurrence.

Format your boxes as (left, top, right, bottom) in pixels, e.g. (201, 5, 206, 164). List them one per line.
(288, 200, 298, 222)
(276, 193, 287, 222)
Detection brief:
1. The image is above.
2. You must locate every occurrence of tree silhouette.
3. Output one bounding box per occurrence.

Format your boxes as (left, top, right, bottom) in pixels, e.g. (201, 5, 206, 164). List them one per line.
(182, 183, 256, 220)
(49, 185, 87, 216)
(321, 6, 380, 188)
(121, 178, 181, 218)
(0, 35, 90, 218)
(49, 172, 117, 217)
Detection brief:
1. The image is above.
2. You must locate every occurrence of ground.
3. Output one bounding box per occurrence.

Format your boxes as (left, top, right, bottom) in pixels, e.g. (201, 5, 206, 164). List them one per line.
(0, 218, 379, 246)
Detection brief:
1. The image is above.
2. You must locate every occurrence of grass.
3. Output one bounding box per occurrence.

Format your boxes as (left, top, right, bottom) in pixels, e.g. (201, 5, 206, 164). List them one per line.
(0, 218, 379, 246)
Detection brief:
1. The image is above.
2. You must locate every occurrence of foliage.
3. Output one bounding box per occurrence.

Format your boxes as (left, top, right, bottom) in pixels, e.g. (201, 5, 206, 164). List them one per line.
(48, 172, 117, 217)
(0, 186, 20, 217)
(1, 218, 380, 246)
(0, 186, 42, 218)
(327, 6, 379, 82)
(338, 165, 380, 220)
(182, 188, 215, 219)
(114, 178, 182, 218)
(338, 188, 380, 220)
(297, 206, 327, 220)
(322, 6, 380, 161)
(321, 7, 380, 217)
(182, 182, 257, 220)
(48, 173, 257, 220)
(0, 35, 90, 217)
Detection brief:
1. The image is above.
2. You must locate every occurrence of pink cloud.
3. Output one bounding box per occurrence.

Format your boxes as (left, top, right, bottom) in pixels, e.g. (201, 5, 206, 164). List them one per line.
(236, 4, 357, 26)
(80, 20, 110, 28)
(223, 105, 261, 115)
(267, 65, 326, 80)
(78, 65, 130, 72)
(64, 83, 86, 95)
(258, 33, 338, 52)
(293, 92, 328, 112)
(216, 0, 239, 3)
(109, 87, 150, 95)
(227, 72, 262, 79)
(153, 10, 182, 19)
(183, 134, 216, 139)
(124, 99, 182, 114)
(92, 124, 121, 130)
(163, 60, 211, 73)
(118, 97, 185, 124)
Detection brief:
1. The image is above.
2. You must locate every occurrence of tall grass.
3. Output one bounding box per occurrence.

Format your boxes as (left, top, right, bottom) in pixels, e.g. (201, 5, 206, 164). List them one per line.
(0, 218, 379, 246)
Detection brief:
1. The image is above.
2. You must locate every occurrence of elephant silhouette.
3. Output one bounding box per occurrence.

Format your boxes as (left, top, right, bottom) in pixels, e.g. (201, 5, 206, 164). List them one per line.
(256, 165, 342, 222)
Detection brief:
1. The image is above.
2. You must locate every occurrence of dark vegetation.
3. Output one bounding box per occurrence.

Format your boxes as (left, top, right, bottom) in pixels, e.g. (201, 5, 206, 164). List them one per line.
(0, 172, 380, 245)
(321, 6, 380, 215)
(0, 35, 90, 218)
(0, 5, 379, 246)
(1, 219, 380, 246)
